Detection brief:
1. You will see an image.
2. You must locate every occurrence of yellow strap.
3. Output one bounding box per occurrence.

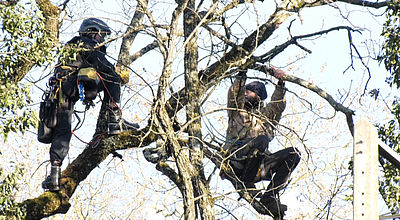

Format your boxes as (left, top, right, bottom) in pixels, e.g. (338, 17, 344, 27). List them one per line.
(57, 80, 63, 104)
(61, 65, 74, 71)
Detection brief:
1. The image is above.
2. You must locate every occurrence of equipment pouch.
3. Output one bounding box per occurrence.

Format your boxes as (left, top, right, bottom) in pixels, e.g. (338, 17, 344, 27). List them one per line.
(62, 74, 78, 100)
(37, 119, 53, 144)
(78, 67, 99, 86)
(40, 100, 57, 128)
(78, 67, 98, 101)
(37, 100, 57, 143)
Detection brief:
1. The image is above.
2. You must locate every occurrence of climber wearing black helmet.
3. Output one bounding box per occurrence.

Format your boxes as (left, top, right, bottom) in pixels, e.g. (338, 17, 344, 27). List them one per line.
(39, 18, 139, 191)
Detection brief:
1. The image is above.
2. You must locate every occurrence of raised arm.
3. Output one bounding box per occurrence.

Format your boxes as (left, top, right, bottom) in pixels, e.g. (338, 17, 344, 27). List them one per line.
(264, 67, 286, 125)
(227, 70, 247, 116)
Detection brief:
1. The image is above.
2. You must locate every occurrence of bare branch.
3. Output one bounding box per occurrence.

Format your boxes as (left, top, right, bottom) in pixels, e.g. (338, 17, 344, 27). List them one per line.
(201, 24, 237, 48)
(336, 0, 390, 8)
(255, 64, 356, 135)
(256, 26, 361, 62)
(346, 30, 372, 97)
(283, 0, 390, 11)
(130, 40, 160, 62)
(59, 0, 71, 11)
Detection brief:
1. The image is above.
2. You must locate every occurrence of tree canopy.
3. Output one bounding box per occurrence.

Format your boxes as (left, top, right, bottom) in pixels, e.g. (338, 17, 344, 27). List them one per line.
(0, 0, 399, 219)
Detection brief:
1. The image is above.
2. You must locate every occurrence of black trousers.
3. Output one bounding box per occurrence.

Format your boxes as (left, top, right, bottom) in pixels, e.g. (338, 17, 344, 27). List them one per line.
(49, 72, 121, 165)
(256, 147, 300, 196)
(96, 71, 121, 104)
(49, 100, 74, 164)
(230, 135, 301, 196)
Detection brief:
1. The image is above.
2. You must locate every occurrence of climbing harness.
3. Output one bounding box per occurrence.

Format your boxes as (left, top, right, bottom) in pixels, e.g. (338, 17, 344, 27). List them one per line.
(37, 62, 123, 145)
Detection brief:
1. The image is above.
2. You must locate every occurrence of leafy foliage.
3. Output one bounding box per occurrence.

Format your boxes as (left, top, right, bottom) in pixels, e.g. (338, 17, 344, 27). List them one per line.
(0, 81, 37, 140)
(380, 1, 400, 88)
(378, 99, 400, 212)
(0, 165, 26, 219)
(58, 41, 86, 66)
(379, 0, 400, 212)
(0, 2, 58, 138)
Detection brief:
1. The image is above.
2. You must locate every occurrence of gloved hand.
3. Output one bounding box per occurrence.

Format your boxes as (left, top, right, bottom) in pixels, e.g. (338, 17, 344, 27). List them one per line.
(277, 79, 285, 87)
(115, 65, 129, 85)
(237, 69, 247, 77)
(269, 66, 285, 79)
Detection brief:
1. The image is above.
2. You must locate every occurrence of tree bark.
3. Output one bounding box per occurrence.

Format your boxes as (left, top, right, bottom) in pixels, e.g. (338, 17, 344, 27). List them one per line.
(183, 1, 215, 219)
(116, 0, 148, 71)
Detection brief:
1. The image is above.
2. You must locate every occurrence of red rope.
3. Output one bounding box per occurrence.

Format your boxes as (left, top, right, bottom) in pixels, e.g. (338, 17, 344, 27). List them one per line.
(70, 71, 121, 145)
(72, 130, 106, 147)
(96, 72, 122, 114)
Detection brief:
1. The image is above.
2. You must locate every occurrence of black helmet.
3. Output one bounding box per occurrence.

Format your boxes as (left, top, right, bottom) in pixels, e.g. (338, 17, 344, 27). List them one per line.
(79, 18, 111, 36)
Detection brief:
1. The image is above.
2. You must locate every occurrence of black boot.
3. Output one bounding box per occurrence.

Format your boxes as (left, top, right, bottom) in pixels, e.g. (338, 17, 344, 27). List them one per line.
(42, 164, 61, 191)
(260, 194, 287, 219)
(108, 107, 139, 135)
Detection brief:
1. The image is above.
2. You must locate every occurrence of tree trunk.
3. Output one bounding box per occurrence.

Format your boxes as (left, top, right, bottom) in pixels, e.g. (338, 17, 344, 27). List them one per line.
(183, 0, 215, 219)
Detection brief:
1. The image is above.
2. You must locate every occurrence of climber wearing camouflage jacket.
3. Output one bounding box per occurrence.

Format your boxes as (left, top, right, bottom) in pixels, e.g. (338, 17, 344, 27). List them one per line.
(221, 67, 300, 218)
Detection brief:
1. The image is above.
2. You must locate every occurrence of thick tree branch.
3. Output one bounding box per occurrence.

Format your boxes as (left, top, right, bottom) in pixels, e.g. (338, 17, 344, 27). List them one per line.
(35, 0, 60, 39)
(116, 0, 148, 69)
(23, 127, 153, 219)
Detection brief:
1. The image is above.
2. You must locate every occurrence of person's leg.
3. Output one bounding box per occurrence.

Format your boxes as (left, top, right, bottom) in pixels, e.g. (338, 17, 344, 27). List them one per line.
(223, 136, 271, 198)
(97, 73, 121, 105)
(221, 136, 270, 198)
(43, 101, 74, 191)
(96, 68, 121, 103)
(97, 72, 139, 134)
(262, 147, 301, 195)
(259, 147, 300, 217)
(49, 108, 73, 165)
(240, 135, 271, 182)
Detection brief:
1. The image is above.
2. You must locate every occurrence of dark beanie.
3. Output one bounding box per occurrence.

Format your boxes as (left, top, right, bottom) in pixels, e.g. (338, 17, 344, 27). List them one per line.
(245, 81, 267, 100)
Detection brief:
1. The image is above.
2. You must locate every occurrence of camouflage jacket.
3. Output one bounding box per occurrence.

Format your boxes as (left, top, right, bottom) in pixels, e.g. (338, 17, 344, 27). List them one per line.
(224, 74, 286, 152)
